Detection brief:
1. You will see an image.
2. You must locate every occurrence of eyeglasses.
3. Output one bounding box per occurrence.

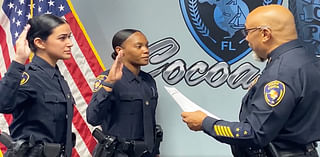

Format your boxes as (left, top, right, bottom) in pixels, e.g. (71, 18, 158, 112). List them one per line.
(240, 26, 270, 37)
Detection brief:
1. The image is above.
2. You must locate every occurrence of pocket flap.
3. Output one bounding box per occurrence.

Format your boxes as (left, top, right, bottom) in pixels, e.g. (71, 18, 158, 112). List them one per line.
(44, 93, 67, 103)
(119, 92, 143, 101)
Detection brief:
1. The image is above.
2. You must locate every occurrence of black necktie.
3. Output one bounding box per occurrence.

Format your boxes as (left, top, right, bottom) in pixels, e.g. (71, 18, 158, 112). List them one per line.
(56, 69, 73, 157)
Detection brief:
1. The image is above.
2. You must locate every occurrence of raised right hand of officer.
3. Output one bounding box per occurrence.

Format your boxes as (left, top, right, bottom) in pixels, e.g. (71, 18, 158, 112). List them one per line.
(103, 50, 124, 91)
(14, 24, 31, 64)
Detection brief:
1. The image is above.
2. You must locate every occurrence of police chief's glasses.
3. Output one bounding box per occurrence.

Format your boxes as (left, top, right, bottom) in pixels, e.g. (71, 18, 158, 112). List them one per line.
(240, 26, 270, 37)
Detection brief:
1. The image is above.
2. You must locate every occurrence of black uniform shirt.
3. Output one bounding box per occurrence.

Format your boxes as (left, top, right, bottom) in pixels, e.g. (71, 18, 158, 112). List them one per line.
(0, 56, 74, 155)
(202, 40, 320, 149)
(87, 66, 158, 141)
(0, 61, 25, 107)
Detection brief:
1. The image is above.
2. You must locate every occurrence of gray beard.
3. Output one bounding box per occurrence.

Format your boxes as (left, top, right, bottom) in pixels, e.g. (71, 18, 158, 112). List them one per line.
(252, 51, 267, 62)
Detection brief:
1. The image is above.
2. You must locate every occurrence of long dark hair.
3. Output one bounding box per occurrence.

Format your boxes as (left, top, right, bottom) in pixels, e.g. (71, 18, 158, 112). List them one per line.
(27, 14, 67, 52)
(111, 29, 140, 60)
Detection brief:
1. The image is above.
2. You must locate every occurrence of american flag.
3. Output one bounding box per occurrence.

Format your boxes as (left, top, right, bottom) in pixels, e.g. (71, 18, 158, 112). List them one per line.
(0, 0, 105, 156)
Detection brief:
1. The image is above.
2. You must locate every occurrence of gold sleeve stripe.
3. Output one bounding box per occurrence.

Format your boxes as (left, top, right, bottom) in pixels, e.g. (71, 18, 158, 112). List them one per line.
(214, 125, 220, 136)
(227, 127, 234, 137)
(214, 125, 234, 138)
(217, 126, 224, 136)
(223, 126, 230, 137)
(216, 125, 223, 136)
(219, 126, 227, 137)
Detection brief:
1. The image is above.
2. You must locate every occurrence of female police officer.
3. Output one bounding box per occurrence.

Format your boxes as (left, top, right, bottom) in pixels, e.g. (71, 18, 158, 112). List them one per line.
(87, 29, 160, 157)
(0, 14, 75, 157)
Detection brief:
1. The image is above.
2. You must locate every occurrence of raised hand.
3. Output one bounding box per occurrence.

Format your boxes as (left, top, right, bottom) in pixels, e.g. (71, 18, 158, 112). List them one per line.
(102, 50, 124, 91)
(14, 24, 31, 64)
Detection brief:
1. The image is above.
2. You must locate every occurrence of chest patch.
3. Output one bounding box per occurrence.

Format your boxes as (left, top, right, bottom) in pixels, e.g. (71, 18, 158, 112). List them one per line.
(20, 72, 29, 85)
(93, 75, 108, 92)
(264, 80, 285, 107)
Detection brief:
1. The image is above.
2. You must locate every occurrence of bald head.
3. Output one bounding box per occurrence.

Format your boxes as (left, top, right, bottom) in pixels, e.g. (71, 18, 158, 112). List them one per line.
(246, 5, 297, 43)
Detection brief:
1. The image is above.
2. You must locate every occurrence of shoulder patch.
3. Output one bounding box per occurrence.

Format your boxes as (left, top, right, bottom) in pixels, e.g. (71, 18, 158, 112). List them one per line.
(264, 80, 285, 107)
(92, 75, 108, 92)
(20, 72, 29, 85)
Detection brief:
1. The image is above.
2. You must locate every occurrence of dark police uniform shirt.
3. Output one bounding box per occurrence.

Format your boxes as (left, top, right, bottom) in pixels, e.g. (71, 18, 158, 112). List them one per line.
(0, 56, 74, 156)
(0, 61, 24, 109)
(202, 40, 320, 149)
(87, 66, 158, 149)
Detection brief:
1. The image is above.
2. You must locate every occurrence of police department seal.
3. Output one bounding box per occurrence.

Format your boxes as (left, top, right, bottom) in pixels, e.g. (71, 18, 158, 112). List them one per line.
(180, 0, 283, 64)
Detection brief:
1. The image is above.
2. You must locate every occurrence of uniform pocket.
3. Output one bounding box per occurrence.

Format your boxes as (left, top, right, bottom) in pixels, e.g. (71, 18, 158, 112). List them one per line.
(44, 93, 67, 120)
(118, 92, 143, 114)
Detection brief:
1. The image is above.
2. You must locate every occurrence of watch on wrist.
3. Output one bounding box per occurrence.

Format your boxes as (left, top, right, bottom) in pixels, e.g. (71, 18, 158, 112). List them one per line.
(101, 81, 114, 88)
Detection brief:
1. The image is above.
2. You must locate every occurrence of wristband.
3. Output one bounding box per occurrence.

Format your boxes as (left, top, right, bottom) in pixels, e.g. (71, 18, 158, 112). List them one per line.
(101, 81, 114, 88)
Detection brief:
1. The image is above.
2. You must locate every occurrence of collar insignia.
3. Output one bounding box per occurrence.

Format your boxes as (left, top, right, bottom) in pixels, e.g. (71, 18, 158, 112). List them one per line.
(248, 75, 260, 90)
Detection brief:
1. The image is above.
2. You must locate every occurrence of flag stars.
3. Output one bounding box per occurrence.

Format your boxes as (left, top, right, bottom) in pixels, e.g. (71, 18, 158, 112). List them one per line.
(26, 13, 32, 19)
(38, 6, 42, 12)
(19, 0, 25, 5)
(48, 0, 55, 6)
(58, 4, 64, 12)
(8, 2, 14, 9)
(28, 3, 35, 9)
(17, 9, 23, 16)
(45, 10, 52, 14)
(16, 20, 21, 27)
(12, 17, 16, 23)
(39, 0, 44, 2)
(14, 31, 19, 38)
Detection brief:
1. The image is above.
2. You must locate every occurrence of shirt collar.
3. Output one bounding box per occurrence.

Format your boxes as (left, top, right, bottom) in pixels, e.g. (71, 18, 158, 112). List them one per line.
(267, 39, 302, 63)
(123, 65, 142, 83)
(32, 55, 59, 78)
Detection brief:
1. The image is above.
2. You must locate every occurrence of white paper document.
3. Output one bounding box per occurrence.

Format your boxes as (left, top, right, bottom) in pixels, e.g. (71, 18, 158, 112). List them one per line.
(164, 86, 221, 120)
